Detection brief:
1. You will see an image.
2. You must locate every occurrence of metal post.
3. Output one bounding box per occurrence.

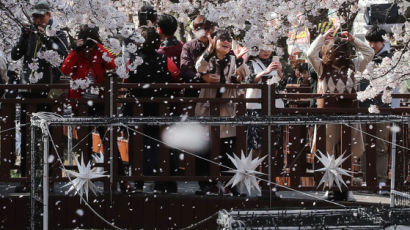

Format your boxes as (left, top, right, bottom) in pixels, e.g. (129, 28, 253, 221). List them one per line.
(390, 122, 397, 208)
(43, 130, 49, 230)
(109, 74, 114, 201)
(30, 125, 36, 230)
(67, 126, 73, 165)
(65, 105, 73, 165)
(267, 84, 272, 208)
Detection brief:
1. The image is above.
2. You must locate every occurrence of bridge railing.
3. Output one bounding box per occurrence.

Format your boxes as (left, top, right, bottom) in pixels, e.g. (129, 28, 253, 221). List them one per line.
(0, 74, 408, 195)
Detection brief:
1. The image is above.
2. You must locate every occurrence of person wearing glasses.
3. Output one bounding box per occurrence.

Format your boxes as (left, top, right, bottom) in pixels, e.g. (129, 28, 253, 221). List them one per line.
(194, 29, 248, 195)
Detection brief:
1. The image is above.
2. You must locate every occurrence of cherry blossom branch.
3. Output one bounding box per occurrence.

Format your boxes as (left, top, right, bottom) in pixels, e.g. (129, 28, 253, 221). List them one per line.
(0, 2, 26, 27)
(369, 39, 410, 81)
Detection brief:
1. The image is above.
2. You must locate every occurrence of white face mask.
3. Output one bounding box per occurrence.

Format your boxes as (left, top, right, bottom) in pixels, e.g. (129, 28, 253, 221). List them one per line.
(193, 29, 206, 39)
(249, 47, 259, 57)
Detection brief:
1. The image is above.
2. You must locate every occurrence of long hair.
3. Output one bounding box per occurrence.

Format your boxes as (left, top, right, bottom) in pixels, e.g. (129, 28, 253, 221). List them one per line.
(322, 37, 354, 68)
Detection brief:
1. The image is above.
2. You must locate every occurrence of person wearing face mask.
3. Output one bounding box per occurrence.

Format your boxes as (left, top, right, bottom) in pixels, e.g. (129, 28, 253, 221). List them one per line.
(179, 16, 216, 194)
(180, 16, 216, 97)
(194, 29, 248, 195)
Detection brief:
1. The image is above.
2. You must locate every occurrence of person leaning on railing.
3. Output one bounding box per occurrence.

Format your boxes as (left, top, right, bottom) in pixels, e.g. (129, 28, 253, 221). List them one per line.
(307, 29, 374, 201)
(194, 29, 248, 195)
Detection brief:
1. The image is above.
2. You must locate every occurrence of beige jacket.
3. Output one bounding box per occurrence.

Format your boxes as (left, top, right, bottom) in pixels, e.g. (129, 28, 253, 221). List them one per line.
(195, 51, 247, 138)
(307, 34, 374, 95)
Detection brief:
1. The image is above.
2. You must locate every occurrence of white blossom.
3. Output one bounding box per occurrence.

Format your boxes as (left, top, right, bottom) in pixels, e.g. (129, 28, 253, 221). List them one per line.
(116, 64, 128, 79)
(368, 104, 380, 114)
(29, 71, 43, 83)
(70, 78, 91, 90)
(128, 56, 143, 71)
(126, 43, 138, 54)
(37, 50, 63, 67)
(101, 52, 113, 63)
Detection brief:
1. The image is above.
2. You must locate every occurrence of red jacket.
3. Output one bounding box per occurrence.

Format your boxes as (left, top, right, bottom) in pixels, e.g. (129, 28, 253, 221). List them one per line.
(61, 44, 116, 99)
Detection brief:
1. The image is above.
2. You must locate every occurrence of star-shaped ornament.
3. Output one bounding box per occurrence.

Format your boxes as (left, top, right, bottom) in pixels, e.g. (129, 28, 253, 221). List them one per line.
(315, 150, 352, 191)
(63, 154, 108, 202)
(225, 150, 266, 194)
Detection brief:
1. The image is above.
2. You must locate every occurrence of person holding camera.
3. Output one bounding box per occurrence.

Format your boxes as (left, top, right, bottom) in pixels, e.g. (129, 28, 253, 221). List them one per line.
(10, 1, 68, 193)
(61, 25, 116, 103)
(11, 1, 68, 87)
(307, 29, 374, 201)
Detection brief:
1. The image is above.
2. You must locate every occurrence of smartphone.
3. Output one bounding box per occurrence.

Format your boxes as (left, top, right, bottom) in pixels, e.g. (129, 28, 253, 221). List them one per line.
(271, 56, 280, 63)
(210, 31, 217, 38)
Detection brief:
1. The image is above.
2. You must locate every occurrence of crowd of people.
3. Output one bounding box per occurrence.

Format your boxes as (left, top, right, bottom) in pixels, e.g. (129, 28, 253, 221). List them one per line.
(1, 2, 403, 199)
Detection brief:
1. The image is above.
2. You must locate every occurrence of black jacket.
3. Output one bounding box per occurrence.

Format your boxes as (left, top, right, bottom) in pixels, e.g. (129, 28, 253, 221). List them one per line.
(124, 52, 173, 117)
(11, 19, 68, 85)
(127, 52, 173, 98)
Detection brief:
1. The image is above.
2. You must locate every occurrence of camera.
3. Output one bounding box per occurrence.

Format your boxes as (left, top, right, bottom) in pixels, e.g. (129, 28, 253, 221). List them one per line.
(22, 24, 37, 34)
(74, 38, 97, 52)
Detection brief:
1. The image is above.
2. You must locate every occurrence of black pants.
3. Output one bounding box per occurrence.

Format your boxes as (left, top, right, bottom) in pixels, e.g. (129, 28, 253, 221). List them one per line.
(197, 137, 236, 190)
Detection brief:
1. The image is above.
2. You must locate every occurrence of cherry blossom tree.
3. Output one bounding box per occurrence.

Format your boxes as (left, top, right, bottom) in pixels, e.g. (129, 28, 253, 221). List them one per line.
(0, 0, 408, 105)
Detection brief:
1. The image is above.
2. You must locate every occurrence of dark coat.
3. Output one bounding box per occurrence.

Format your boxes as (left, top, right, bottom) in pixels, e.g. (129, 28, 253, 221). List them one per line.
(180, 38, 206, 83)
(157, 37, 184, 69)
(11, 19, 69, 85)
(126, 52, 173, 98)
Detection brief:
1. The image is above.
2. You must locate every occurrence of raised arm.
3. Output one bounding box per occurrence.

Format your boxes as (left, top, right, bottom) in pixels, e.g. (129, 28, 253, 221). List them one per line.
(307, 34, 325, 78)
(195, 50, 211, 73)
(352, 37, 375, 73)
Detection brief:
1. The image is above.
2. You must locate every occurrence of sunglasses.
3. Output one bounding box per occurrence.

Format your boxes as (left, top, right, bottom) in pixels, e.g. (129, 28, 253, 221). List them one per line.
(218, 38, 232, 42)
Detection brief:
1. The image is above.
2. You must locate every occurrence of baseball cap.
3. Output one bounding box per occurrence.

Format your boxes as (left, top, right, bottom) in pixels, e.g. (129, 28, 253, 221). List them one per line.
(32, 1, 51, 15)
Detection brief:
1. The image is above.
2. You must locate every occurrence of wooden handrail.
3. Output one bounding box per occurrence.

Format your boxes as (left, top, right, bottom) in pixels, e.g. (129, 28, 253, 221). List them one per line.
(0, 77, 407, 194)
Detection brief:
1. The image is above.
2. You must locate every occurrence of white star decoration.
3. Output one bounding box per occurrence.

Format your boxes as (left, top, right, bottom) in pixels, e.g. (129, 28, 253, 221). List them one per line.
(63, 154, 108, 202)
(315, 150, 352, 192)
(91, 153, 105, 173)
(225, 150, 266, 194)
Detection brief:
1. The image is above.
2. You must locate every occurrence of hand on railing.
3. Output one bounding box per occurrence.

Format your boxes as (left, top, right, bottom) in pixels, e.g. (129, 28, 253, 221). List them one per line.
(202, 74, 220, 83)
